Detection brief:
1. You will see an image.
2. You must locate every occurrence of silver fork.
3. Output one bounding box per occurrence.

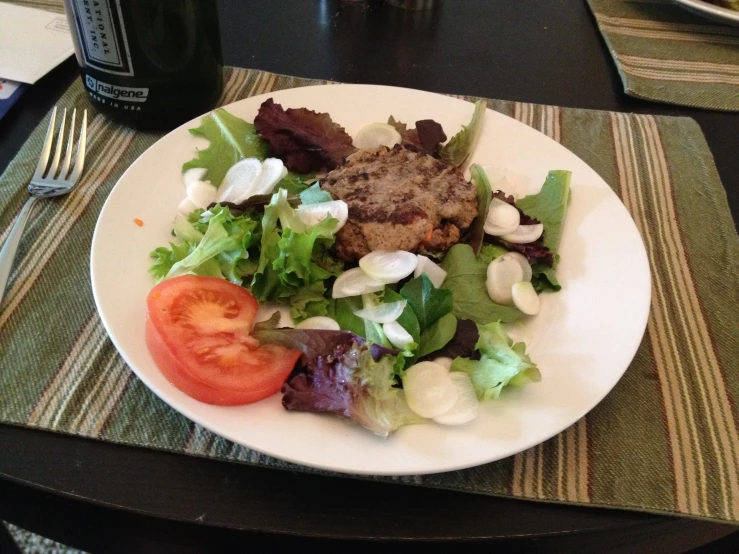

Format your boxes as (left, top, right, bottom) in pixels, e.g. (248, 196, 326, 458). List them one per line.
(0, 106, 87, 306)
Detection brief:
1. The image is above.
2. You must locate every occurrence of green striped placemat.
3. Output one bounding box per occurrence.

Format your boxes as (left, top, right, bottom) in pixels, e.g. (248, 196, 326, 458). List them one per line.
(3, 0, 63, 13)
(587, 0, 739, 111)
(1, 65, 738, 524)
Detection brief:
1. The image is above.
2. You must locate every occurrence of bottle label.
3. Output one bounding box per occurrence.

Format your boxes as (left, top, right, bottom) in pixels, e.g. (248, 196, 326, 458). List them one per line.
(69, 0, 134, 76)
(85, 75, 148, 102)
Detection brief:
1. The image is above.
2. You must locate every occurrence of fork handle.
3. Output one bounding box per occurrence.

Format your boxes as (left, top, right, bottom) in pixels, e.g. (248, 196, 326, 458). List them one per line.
(0, 197, 38, 306)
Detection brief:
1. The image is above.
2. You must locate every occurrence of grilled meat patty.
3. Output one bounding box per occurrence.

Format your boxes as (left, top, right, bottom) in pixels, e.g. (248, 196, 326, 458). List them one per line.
(321, 145, 478, 261)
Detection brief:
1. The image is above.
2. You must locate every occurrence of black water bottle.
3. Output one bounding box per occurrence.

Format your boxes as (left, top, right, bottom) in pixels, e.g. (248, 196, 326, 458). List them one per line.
(63, 0, 223, 130)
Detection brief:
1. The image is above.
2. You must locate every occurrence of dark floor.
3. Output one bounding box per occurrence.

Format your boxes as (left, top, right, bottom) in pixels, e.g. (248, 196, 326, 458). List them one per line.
(2, 522, 85, 554)
(2, 520, 738, 554)
(687, 531, 739, 553)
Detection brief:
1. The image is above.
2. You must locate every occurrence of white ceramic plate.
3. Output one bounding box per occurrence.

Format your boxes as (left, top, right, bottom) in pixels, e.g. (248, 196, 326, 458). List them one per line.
(672, 0, 739, 25)
(91, 84, 650, 476)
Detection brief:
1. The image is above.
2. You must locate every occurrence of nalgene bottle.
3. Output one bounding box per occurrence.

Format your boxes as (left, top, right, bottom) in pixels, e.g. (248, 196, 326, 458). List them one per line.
(63, 0, 223, 130)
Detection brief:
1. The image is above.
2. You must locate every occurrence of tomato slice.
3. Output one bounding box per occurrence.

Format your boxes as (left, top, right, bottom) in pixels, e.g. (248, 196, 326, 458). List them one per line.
(146, 275, 301, 406)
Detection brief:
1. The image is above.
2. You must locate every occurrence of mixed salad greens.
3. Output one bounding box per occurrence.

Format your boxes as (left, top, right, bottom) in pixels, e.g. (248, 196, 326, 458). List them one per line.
(145, 97, 572, 438)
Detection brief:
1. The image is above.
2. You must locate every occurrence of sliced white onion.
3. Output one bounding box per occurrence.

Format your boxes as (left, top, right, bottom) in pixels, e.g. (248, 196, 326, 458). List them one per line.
(361, 292, 380, 309)
(254, 302, 295, 328)
(237, 157, 285, 201)
(484, 198, 520, 236)
(332, 267, 385, 299)
(177, 197, 198, 216)
(217, 158, 262, 203)
(354, 300, 407, 324)
(186, 180, 217, 209)
(501, 223, 544, 244)
(359, 251, 418, 284)
(395, 390, 426, 423)
(296, 200, 349, 232)
(383, 320, 415, 350)
(511, 281, 541, 315)
(433, 372, 479, 425)
(414, 255, 447, 288)
(296, 316, 340, 330)
(354, 123, 402, 149)
(402, 362, 458, 419)
(479, 165, 528, 200)
(183, 167, 207, 187)
(499, 252, 532, 282)
(486, 255, 524, 305)
(432, 357, 453, 370)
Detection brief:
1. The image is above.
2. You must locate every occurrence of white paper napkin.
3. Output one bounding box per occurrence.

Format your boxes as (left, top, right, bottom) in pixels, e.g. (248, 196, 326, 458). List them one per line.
(0, 3, 75, 84)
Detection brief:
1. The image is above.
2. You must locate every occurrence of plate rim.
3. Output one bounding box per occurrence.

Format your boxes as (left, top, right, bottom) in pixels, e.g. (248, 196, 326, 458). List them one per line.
(90, 82, 651, 475)
(671, 0, 739, 24)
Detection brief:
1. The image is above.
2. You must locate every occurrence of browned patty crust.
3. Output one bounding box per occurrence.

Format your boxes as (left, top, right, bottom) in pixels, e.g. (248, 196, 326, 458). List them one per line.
(321, 145, 477, 261)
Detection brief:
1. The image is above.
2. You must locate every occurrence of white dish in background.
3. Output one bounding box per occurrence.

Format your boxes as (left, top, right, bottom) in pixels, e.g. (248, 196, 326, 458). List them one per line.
(91, 84, 651, 475)
(672, 0, 739, 25)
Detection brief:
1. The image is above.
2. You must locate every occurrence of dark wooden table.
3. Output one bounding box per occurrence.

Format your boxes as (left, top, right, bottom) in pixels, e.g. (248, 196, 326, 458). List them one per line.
(1, 1, 737, 552)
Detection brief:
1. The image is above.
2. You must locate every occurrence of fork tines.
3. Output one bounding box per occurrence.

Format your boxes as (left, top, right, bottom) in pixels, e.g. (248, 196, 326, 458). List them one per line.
(33, 106, 88, 185)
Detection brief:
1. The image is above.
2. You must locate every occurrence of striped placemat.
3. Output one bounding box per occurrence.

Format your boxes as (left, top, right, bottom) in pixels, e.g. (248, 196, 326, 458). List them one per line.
(587, 0, 739, 111)
(1, 64, 738, 524)
(3, 0, 63, 12)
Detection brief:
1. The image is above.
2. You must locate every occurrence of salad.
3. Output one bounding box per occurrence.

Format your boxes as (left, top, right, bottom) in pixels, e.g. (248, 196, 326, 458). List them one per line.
(145, 98, 571, 438)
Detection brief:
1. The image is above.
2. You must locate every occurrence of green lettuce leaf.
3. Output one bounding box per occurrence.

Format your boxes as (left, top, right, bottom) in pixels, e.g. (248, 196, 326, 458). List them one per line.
(253, 311, 281, 332)
(251, 189, 340, 302)
(392, 275, 457, 362)
(162, 208, 259, 282)
(182, 108, 269, 187)
(172, 215, 204, 243)
(451, 321, 540, 400)
(384, 287, 421, 368)
(252, 191, 293, 299)
(187, 208, 209, 234)
(217, 249, 255, 284)
(149, 242, 191, 281)
(478, 170, 568, 293)
(351, 348, 423, 437)
(467, 164, 492, 255)
(440, 244, 521, 324)
(312, 243, 345, 276)
(151, 206, 261, 283)
(289, 282, 330, 323)
(439, 100, 486, 167)
(478, 243, 508, 265)
(274, 227, 332, 287)
(299, 183, 333, 205)
(328, 296, 366, 337)
(359, 293, 392, 349)
(272, 188, 312, 233)
(191, 257, 225, 279)
(418, 312, 458, 358)
(274, 171, 312, 195)
(251, 209, 283, 300)
(531, 263, 561, 293)
(399, 274, 453, 330)
(516, 170, 571, 260)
